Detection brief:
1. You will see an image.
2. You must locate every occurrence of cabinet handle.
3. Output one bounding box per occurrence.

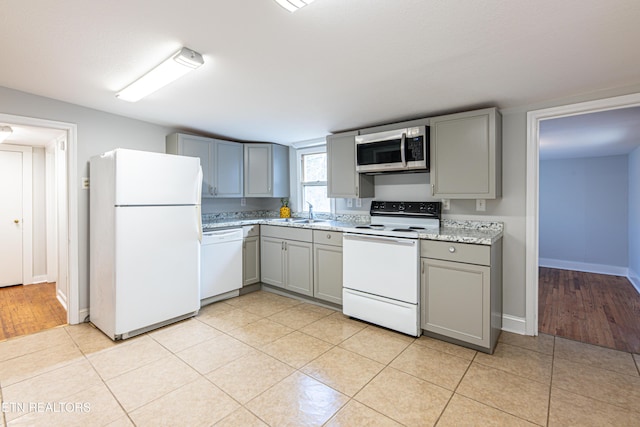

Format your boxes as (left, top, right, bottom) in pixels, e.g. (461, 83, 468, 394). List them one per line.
(421, 262, 424, 274)
(281, 241, 284, 250)
(431, 184, 434, 196)
(208, 185, 214, 195)
(326, 234, 331, 239)
(214, 186, 218, 195)
(355, 185, 359, 197)
(449, 246, 456, 253)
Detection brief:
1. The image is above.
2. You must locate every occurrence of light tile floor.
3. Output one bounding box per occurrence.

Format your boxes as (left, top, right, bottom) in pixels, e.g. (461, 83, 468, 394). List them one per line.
(1, 290, 639, 426)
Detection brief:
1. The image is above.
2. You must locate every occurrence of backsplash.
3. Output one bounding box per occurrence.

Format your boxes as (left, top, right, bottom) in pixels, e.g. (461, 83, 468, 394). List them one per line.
(441, 219, 504, 231)
(202, 211, 370, 224)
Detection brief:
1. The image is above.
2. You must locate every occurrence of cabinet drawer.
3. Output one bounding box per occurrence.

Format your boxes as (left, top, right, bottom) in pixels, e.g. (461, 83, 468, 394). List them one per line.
(261, 225, 313, 242)
(243, 224, 260, 238)
(313, 230, 343, 247)
(420, 240, 490, 266)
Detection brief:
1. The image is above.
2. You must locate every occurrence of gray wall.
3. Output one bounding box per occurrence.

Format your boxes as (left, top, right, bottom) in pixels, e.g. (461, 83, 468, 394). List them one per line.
(629, 146, 640, 288)
(539, 156, 628, 268)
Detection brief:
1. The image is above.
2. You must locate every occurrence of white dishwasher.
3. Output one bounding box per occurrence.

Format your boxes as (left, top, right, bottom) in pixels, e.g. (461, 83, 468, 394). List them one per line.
(200, 228, 243, 304)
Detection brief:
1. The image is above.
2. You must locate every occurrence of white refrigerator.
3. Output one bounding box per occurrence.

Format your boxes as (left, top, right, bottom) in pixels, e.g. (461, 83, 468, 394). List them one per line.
(90, 149, 202, 340)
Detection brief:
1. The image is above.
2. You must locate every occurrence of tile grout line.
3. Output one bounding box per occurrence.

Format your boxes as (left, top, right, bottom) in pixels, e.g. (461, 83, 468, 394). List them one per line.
(546, 335, 556, 427)
(432, 350, 479, 426)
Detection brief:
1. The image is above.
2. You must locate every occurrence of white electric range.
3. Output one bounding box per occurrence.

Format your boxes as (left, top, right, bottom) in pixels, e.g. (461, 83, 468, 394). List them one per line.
(342, 201, 441, 336)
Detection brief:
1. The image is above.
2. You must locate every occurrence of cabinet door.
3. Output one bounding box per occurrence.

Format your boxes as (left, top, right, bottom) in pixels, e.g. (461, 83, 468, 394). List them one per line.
(244, 144, 272, 197)
(284, 240, 313, 297)
(214, 140, 244, 197)
(261, 237, 284, 288)
(243, 236, 260, 286)
(327, 131, 374, 198)
(421, 258, 490, 348)
(430, 108, 501, 199)
(313, 243, 342, 304)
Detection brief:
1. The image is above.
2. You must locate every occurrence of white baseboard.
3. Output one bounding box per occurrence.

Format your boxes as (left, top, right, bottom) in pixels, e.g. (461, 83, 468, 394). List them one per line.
(77, 308, 90, 324)
(25, 275, 49, 285)
(539, 258, 628, 277)
(502, 314, 526, 335)
(629, 269, 640, 295)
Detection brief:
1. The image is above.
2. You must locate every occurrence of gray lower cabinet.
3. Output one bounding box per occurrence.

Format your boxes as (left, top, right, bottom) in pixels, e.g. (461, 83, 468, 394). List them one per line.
(260, 225, 313, 296)
(429, 107, 502, 199)
(420, 239, 502, 353)
(242, 225, 260, 286)
(326, 131, 374, 198)
(313, 230, 343, 305)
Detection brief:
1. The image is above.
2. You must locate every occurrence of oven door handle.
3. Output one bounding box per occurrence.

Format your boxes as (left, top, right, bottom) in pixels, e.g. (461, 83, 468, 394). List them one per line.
(400, 132, 407, 167)
(343, 233, 416, 246)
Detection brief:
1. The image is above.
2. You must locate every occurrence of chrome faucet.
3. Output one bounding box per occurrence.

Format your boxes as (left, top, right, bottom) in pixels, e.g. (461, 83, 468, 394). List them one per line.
(307, 202, 314, 220)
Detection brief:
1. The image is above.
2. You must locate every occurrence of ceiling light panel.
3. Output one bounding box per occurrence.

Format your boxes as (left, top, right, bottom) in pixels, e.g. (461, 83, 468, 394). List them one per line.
(116, 47, 204, 102)
(275, 0, 315, 12)
(0, 126, 13, 143)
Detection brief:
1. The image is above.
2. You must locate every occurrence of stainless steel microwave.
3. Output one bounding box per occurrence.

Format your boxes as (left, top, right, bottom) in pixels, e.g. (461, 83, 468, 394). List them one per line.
(355, 126, 429, 174)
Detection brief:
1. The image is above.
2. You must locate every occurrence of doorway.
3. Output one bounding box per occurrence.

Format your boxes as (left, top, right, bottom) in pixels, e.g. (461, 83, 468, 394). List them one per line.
(0, 113, 80, 338)
(525, 93, 640, 347)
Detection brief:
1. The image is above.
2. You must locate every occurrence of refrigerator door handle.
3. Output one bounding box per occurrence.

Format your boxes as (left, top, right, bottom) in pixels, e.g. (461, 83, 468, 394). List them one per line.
(196, 205, 202, 243)
(196, 165, 203, 243)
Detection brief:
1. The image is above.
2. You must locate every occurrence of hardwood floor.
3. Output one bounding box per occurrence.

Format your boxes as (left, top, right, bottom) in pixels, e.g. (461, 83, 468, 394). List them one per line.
(539, 267, 640, 353)
(0, 282, 67, 341)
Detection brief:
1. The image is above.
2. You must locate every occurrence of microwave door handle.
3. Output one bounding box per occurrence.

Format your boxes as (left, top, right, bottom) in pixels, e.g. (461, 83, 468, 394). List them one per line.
(401, 132, 407, 167)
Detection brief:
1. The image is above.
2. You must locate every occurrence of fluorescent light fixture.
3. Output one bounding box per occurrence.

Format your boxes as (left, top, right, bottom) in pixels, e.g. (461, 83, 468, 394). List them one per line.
(275, 0, 315, 12)
(116, 47, 204, 102)
(0, 126, 13, 143)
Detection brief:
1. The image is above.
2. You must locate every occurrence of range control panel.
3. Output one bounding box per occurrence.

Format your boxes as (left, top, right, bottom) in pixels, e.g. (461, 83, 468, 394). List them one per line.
(370, 201, 441, 218)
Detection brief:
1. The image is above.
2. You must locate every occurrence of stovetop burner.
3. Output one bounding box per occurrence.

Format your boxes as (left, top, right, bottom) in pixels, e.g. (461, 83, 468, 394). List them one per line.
(344, 201, 442, 238)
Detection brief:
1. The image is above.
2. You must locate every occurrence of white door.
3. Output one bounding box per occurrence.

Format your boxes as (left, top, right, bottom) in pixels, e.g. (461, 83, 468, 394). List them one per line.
(0, 150, 23, 287)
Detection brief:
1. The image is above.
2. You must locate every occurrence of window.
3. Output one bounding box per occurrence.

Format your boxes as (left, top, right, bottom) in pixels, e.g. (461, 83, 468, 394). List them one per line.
(298, 147, 332, 213)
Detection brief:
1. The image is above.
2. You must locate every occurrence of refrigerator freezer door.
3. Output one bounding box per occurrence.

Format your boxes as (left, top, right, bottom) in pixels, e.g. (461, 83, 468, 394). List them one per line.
(112, 149, 201, 206)
(113, 205, 200, 336)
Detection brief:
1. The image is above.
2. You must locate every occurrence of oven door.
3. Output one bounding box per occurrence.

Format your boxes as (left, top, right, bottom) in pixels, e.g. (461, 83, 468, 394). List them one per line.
(342, 232, 419, 303)
(355, 127, 428, 173)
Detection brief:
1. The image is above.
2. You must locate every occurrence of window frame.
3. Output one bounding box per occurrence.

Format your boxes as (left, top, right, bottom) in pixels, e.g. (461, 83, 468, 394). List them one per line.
(296, 145, 333, 214)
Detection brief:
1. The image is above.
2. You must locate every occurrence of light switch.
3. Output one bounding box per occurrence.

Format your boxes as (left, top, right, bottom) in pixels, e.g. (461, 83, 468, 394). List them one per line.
(356, 198, 362, 207)
(347, 199, 353, 208)
(476, 199, 486, 211)
(442, 199, 450, 210)
(240, 198, 246, 207)
(82, 177, 89, 189)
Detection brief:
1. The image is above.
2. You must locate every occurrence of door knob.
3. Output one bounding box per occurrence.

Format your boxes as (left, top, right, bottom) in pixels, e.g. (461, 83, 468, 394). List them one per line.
(14, 219, 19, 224)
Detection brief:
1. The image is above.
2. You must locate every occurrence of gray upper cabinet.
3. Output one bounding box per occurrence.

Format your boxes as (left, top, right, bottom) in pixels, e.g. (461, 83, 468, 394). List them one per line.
(166, 133, 243, 198)
(429, 107, 502, 199)
(327, 131, 374, 198)
(213, 141, 244, 197)
(244, 143, 289, 198)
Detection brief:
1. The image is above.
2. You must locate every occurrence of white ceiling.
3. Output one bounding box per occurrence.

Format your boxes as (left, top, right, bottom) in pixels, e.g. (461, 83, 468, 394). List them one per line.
(0, 123, 66, 147)
(540, 106, 640, 160)
(1, 0, 640, 145)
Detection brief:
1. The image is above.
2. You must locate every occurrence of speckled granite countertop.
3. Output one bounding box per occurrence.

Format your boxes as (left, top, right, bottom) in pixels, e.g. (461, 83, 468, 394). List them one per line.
(202, 216, 503, 245)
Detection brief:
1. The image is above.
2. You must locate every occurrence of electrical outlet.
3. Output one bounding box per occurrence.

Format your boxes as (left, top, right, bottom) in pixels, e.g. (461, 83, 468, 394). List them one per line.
(476, 199, 486, 211)
(356, 198, 362, 207)
(347, 198, 353, 208)
(82, 177, 89, 189)
(442, 199, 450, 210)
(240, 198, 246, 207)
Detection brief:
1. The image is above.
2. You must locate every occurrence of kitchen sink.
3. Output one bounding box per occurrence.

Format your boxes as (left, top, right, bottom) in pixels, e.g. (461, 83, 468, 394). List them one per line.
(293, 219, 328, 224)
